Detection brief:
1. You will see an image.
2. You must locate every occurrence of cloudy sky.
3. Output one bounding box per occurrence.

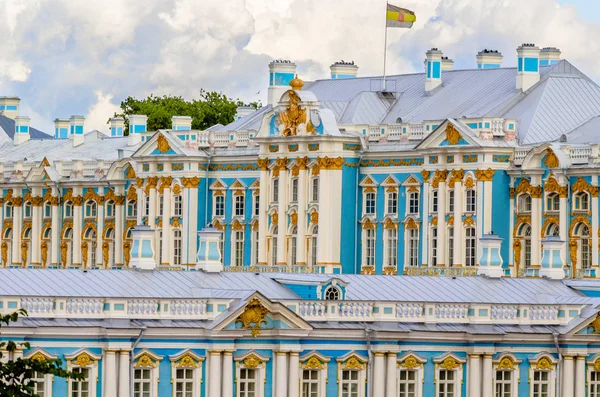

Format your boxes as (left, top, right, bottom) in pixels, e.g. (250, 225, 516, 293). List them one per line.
(1, 0, 600, 135)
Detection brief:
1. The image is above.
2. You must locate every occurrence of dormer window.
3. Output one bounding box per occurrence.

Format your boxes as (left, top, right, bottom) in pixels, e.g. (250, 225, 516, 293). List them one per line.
(324, 286, 340, 301)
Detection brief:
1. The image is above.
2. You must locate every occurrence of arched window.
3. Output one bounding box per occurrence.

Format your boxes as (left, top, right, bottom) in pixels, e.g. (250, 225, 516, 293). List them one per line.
(574, 192, 590, 211)
(5, 202, 13, 219)
(105, 228, 115, 268)
(173, 229, 182, 266)
(546, 193, 559, 212)
(290, 225, 298, 265)
(43, 201, 52, 218)
(24, 202, 32, 219)
(545, 223, 560, 237)
(465, 189, 476, 213)
(64, 201, 73, 218)
(85, 200, 97, 218)
(518, 194, 532, 213)
(518, 224, 532, 270)
(575, 224, 591, 270)
(291, 178, 299, 202)
(173, 194, 182, 217)
(311, 226, 318, 267)
(127, 200, 137, 218)
(105, 200, 115, 218)
(84, 228, 97, 267)
(385, 228, 398, 268)
(323, 286, 340, 301)
(271, 226, 278, 266)
(465, 227, 476, 267)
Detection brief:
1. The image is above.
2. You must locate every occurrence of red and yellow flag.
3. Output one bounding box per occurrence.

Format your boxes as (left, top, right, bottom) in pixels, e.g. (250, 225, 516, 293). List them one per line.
(386, 3, 416, 28)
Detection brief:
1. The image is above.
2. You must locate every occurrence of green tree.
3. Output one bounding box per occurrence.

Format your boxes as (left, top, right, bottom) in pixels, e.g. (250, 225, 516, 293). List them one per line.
(111, 90, 261, 134)
(0, 309, 82, 396)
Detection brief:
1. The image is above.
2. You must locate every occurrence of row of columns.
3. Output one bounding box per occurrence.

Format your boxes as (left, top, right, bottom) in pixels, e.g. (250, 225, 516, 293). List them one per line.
(372, 351, 400, 397)
(103, 350, 130, 397)
(467, 354, 492, 397)
(562, 355, 587, 397)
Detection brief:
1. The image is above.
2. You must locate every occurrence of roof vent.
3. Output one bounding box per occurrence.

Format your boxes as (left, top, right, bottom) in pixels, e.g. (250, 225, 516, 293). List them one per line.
(560, 134, 567, 142)
(331, 60, 358, 79)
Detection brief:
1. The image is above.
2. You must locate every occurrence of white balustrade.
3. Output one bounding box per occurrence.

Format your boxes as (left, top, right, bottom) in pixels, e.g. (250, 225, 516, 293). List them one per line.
(170, 300, 207, 316)
(236, 131, 249, 146)
(513, 148, 529, 164)
(338, 302, 373, 318)
(435, 304, 468, 319)
(214, 132, 229, 147)
(198, 131, 210, 147)
(569, 146, 592, 164)
(408, 124, 424, 140)
(396, 303, 424, 318)
(20, 298, 54, 314)
(368, 126, 381, 142)
(387, 125, 403, 141)
(491, 305, 518, 320)
(491, 120, 504, 135)
(66, 299, 104, 314)
(127, 300, 158, 315)
(299, 302, 327, 318)
(529, 306, 558, 321)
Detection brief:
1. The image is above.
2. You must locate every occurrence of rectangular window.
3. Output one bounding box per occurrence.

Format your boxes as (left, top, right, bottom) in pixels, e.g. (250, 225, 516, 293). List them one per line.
(71, 367, 90, 397)
(387, 228, 398, 267)
(271, 235, 278, 266)
(312, 178, 319, 202)
(133, 368, 152, 397)
(365, 229, 375, 267)
(145, 196, 150, 217)
(173, 195, 183, 217)
(174, 368, 194, 397)
(272, 179, 279, 202)
(387, 192, 398, 215)
(448, 227, 454, 267)
(234, 230, 244, 267)
(32, 372, 46, 397)
(398, 369, 417, 397)
(432, 190, 438, 213)
(254, 195, 260, 216)
(291, 178, 299, 202)
(448, 190, 454, 212)
(311, 233, 318, 267)
(365, 193, 376, 215)
(302, 369, 319, 397)
(466, 190, 476, 212)
(44, 203, 52, 218)
(341, 370, 360, 397)
(408, 229, 419, 267)
(465, 228, 476, 267)
(590, 371, 600, 397)
(409, 192, 420, 215)
(158, 195, 164, 217)
(235, 195, 245, 217)
(431, 228, 438, 266)
(215, 195, 224, 217)
(173, 230, 182, 266)
(128, 200, 137, 218)
(495, 370, 512, 397)
(438, 369, 455, 397)
(239, 368, 257, 397)
(532, 371, 549, 397)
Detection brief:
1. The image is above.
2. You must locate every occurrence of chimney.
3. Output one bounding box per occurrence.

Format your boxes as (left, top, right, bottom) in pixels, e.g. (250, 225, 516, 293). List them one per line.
(54, 118, 69, 139)
(330, 60, 358, 79)
(196, 226, 224, 272)
(268, 60, 297, 106)
(110, 117, 124, 137)
(539, 236, 566, 279)
(70, 115, 85, 147)
(129, 225, 156, 270)
(0, 97, 20, 119)
(171, 116, 192, 131)
(476, 49, 503, 69)
(425, 48, 443, 92)
(540, 47, 561, 66)
(441, 56, 454, 71)
(235, 106, 255, 120)
(477, 233, 504, 278)
(127, 114, 147, 146)
(516, 43, 540, 92)
(13, 116, 30, 145)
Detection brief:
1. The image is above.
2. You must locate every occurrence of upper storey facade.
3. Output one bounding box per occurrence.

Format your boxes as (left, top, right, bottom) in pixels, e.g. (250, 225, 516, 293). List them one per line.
(1, 44, 600, 278)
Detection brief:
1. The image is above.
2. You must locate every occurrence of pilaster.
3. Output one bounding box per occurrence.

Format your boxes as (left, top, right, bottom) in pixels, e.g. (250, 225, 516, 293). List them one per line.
(222, 351, 233, 397)
(104, 350, 117, 397)
(208, 351, 222, 397)
(574, 356, 585, 397)
(531, 187, 542, 268)
(437, 180, 447, 266)
(275, 351, 288, 397)
(96, 199, 104, 268)
(161, 185, 172, 266)
(481, 354, 493, 397)
(118, 350, 130, 397)
(182, 177, 200, 265)
(592, 176, 598, 269)
(468, 354, 481, 397)
(421, 174, 430, 266)
(372, 352, 385, 397)
(296, 158, 308, 265)
(453, 180, 463, 266)
(288, 351, 300, 397)
(277, 160, 288, 265)
(562, 356, 574, 397)
(31, 191, 42, 266)
(11, 199, 22, 265)
(114, 193, 124, 266)
(257, 159, 269, 265)
(72, 190, 83, 266)
(50, 192, 60, 266)
(385, 352, 397, 397)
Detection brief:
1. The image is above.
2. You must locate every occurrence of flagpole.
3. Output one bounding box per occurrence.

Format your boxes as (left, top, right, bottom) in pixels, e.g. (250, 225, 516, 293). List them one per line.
(382, 1, 388, 91)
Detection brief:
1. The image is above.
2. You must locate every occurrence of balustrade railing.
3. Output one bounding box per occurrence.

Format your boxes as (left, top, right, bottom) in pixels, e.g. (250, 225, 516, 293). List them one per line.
(404, 266, 478, 277)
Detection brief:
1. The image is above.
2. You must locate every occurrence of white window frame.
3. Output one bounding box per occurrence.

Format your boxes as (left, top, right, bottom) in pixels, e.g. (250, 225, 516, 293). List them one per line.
(299, 352, 330, 397)
(133, 349, 162, 397)
(311, 177, 319, 202)
(213, 193, 225, 218)
(291, 177, 299, 203)
(24, 201, 32, 219)
(235, 352, 268, 397)
(587, 354, 600, 397)
(169, 350, 204, 397)
(363, 191, 376, 215)
(105, 200, 115, 218)
(386, 190, 398, 216)
(518, 194, 532, 213)
(23, 349, 57, 397)
(407, 189, 420, 216)
(231, 229, 245, 267)
(251, 225, 259, 265)
(528, 353, 557, 397)
(127, 200, 137, 218)
(234, 193, 245, 217)
(492, 354, 521, 397)
(431, 227, 438, 266)
(405, 224, 420, 268)
(253, 193, 260, 217)
(173, 229, 182, 266)
(447, 227, 454, 267)
(545, 193, 559, 212)
(5, 202, 13, 218)
(173, 195, 183, 217)
(433, 353, 465, 397)
(84, 200, 97, 219)
(396, 352, 426, 397)
(270, 226, 278, 266)
(336, 353, 367, 397)
(431, 189, 439, 213)
(465, 227, 476, 267)
(43, 201, 52, 219)
(384, 226, 398, 269)
(272, 179, 279, 203)
(144, 195, 151, 217)
(465, 189, 476, 213)
(362, 227, 376, 268)
(65, 349, 101, 397)
(573, 191, 590, 211)
(310, 225, 318, 267)
(447, 189, 454, 213)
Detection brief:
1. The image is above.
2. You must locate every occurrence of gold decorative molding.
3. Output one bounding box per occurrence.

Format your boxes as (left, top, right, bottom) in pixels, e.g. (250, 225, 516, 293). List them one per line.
(341, 356, 366, 370)
(302, 356, 324, 370)
(532, 357, 554, 371)
(463, 216, 475, 227)
(439, 356, 461, 370)
(398, 355, 423, 369)
(431, 170, 448, 189)
(310, 211, 318, 225)
(445, 123, 462, 145)
(175, 354, 200, 368)
(257, 158, 270, 171)
(317, 156, 344, 170)
(71, 352, 96, 367)
(405, 218, 418, 230)
(157, 133, 171, 153)
(543, 148, 559, 168)
(572, 177, 599, 197)
(242, 354, 264, 369)
(475, 168, 495, 182)
(497, 356, 516, 370)
(182, 176, 200, 188)
(135, 353, 158, 368)
(236, 299, 269, 337)
(360, 266, 375, 275)
(279, 88, 311, 136)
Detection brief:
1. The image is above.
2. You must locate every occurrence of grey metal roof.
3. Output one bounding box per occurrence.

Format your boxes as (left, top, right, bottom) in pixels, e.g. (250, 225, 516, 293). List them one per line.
(558, 115, 600, 144)
(219, 105, 272, 132)
(0, 114, 53, 141)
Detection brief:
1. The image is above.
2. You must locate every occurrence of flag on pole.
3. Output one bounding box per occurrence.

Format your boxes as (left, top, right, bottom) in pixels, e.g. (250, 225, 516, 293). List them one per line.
(386, 3, 416, 28)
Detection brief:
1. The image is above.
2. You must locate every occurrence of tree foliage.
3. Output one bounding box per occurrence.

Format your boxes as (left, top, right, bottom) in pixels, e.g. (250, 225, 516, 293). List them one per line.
(111, 90, 261, 134)
(0, 309, 82, 397)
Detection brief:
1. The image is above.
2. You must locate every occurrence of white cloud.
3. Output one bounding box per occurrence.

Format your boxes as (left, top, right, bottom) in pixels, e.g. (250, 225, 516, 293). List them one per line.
(84, 92, 121, 134)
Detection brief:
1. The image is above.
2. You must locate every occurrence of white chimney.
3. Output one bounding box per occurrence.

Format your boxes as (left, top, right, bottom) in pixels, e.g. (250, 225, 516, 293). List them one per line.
(516, 43, 541, 92)
(70, 115, 85, 147)
(13, 116, 30, 145)
(267, 60, 297, 106)
(441, 56, 454, 71)
(476, 49, 503, 69)
(171, 116, 192, 131)
(129, 225, 157, 270)
(330, 61, 358, 79)
(196, 226, 223, 272)
(110, 117, 124, 137)
(425, 48, 443, 92)
(540, 47, 561, 66)
(477, 233, 504, 278)
(235, 106, 255, 120)
(127, 114, 147, 146)
(0, 97, 20, 119)
(539, 236, 566, 279)
(54, 118, 69, 139)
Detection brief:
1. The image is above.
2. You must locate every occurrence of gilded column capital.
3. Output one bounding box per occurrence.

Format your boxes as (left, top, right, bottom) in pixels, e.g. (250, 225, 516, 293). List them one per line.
(420, 170, 430, 183)
(181, 176, 200, 188)
(257, 158, 270, 171)
(31, 196, 43, 206)
(474, 168, 495, 182)
(296, 156, 309, 170)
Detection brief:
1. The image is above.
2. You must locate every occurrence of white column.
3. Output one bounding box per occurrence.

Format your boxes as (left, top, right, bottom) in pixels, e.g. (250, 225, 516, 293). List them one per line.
(31, 194, 41, 266)
(481, 354, 493, 397)
(574, 356, 585, 397)
(468, 354, 481, 397)
(73, 193, 82, 266)
(149, 188, 157, 227)
(453, 181, 463, 266)
(562, 356, 574, 397)
(136, 186, 144, 225)
(184, 181, 199, 265)
(531, 192, 542, 268)
(277, 166, 288, 265)
(115, 195, 124, 266)
(104, 350, 117, 397)
(385, 353, 397, 397)
(288, 352, 300, 397)
(509, 189, 515, 275)
(257, 161, 269, 265)
(208, 351, 221, 397)
(483, 181, 493, 234)
(592, 191, 599, 269)
(96, 200, 104, 267)
(222, 351, 233, 397)
(275, 352, 288, 397)
(438, 180, 447, 266)
(421, 179, 430, 266)
(51, 196, 59, 266)
(296, 163, 308, 265)
(118, 350, 130, 397)
(373, 353, 385, 397)
(559, 195, 568, 271)
(11, 202, 22, 265)
(161, 186, 171, 266)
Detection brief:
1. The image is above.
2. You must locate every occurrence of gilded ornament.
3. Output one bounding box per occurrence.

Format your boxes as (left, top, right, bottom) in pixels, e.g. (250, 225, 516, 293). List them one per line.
(81, 222, 97, 239)
(288, 144, 299, 152)
(310, 211, 318, 225)
(72, 196, 83, 206)
(342, 356, 366, 370)
(360, 158, 424, 167)
(269, 145, 279, 153)
(439, 356, 460, 370)
(534, 357, 554, 371)
(569, 216, 591, 238)
(463, 216, 475, 227)
(361, 266, 375, 275)
(72, 352, 94, 367)
(171, 217, 182, 228)
(431, 170, 448, 189)
(383, 218, 397, 229)
(102, 241, 109, 267)
(60, 241, 68, 266)
(12, 197, 23, 207)
(540, 216, 560, 239)
(31, 196, 43, 206)
(279, 88, 308, 137)
(124, 220, 136, 240)
(544, 175, 568, 198)
(236, 299, 269, 337)
(543, 148, 560, 168)
(463, 154, 478, 163)
(126, 166, 136, 179)
(136, 178, 144, 188)
(446, 155, 454, 164)
(475, 168, 495, 182)
(303, 356, 324, 370)
(399, 356, 422, 369)
(243, 354, 262, 369)
(595, 358, 600, 371)
(383, 266, 397, 275)
(173, 184, 182, 195)
(513, 216, 531, 238)
(445, 123, 462, 145)
(431, 216, 438, 227)
(450, 169, 464, 184)
(251, 221, 259, 231)
(123, 241, 132, 267)
(271, 211, 279, 225)
(311, 165, 320, 176)
(447, 216, 454, 226)
(31, 352, 48, 362)
(569, 239, 578, 270)
(291, 165, 299, 177)
(176, 354, 199, 368)
(135, 353, 156, 368)
(257, 158, 270, 171)
(41, 241, 48, 266)
(158, 176, 173, 194)
(590, 314, 600, 334)
(497, 357, 516, 370)
(231, 219, 244, 231)
(308, 143, 319, 151)
(1, 242, 7, 267)
(20, 242, 28, 267)
(157, 133, 171, 153)
(405, 218, 418, 229)
(291, 212, 298, 225)
(182, 176, 200, 188)
(171, 163, 184, 171)
(362, 219, 376, 229)
(81, 241, 89, 266)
